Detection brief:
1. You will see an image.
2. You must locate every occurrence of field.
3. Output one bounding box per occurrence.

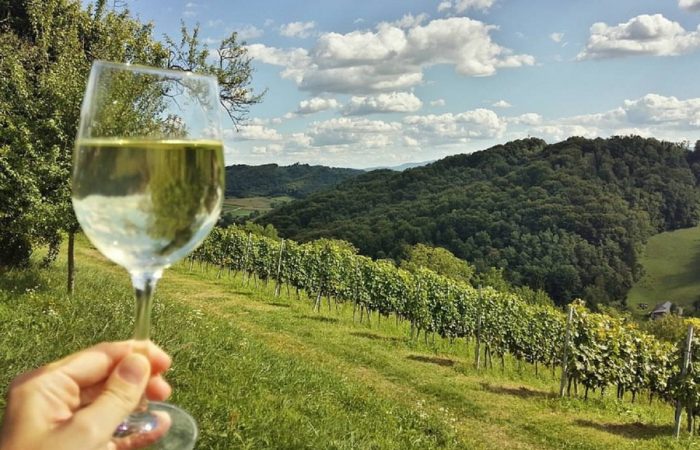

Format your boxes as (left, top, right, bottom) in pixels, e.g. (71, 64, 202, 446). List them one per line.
(222, 196, 294, 218)
(627, 225, 700, 317)
(0, 237, 694, 449)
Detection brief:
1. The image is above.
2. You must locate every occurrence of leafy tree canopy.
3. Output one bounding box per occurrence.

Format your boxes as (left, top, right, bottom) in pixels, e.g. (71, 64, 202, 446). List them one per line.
(400, 243, 474, 285)
(225, 163, 364, 199)
(263, 136, 700, 306)
(0, 0, 262, 269)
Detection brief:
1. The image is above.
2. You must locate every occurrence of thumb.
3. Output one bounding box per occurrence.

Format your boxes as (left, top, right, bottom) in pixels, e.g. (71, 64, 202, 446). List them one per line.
(71, 353, 151, 442)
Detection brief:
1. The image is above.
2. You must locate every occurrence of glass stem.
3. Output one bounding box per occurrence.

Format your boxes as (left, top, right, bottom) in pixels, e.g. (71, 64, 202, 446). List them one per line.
(130, 270, 162, 413)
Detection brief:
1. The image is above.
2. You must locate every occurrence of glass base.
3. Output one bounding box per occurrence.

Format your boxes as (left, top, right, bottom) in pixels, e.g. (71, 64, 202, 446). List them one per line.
(113, 402, 198, 450)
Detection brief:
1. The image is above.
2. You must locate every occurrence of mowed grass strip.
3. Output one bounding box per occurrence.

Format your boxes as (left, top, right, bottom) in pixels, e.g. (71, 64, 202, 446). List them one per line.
(222, 196, 294, 217)
(0, 237, 691, 449)
(627, 224, 700, 317)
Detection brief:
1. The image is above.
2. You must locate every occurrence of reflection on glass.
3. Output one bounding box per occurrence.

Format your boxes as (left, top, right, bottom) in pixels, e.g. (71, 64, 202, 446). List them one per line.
(72, 61, 224, 450)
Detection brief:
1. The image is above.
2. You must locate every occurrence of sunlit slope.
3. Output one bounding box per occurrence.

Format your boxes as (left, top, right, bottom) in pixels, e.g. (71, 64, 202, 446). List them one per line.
(0, 237, 688, 449)
(627, 225, 700, 316)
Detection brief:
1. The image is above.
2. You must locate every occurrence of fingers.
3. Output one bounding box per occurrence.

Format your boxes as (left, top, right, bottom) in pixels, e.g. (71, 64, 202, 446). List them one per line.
(4, 342, 174, 450)
(62, 353, 151, 445)
(52, 341, 171, 388)
(146, 376, 172, 402)
(79, 375, 171, 407)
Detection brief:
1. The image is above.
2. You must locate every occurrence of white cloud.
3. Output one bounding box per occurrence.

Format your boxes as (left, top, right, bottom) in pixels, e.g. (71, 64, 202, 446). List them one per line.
(183, 2, 198, 18)
(430, 99, 446, 107)
(309, 117, 402, 147)
(231, 93, 700, 167)
(457, 0, 497, 12)
(289, 133, 313, 147)
(437, 1, 452, 12)
(680, 0, 700, 11)
(246, 44, 311, 84)
(508, 113, 542, 125)
(612, 127, 654, 137)
(511, 93, 700, 143)
(403, 136, 420, 147)
(623, 94, 700, 127)
(550, 32, 564, 43)
(343, 92, 423, 115)
(577, 14, 700, 60)
(252, 144, 283, 155)
(296, 97, 341, 114)
(207, 19, 223, 28)
(232, 124, 283, 141)
(492, 99, 512, 108)
(264, 19, 275, 27)
(390, 13, 429, 29)
(280, 21, 316, 38)
(404, 109, 506, 141)
(236, 25, 264, 41)
(437, 0, 497, 14)
(280, 107, 514, 160)
(249, 17, 534, 95)
(530, 125, 599, 142)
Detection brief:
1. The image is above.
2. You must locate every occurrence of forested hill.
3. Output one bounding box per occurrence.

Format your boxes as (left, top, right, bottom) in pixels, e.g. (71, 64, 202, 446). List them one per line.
(262, 136, 700, 307)
(225, 163, 363, 198)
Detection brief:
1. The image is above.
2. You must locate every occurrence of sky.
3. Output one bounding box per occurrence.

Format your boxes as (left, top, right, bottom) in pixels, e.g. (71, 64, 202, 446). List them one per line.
(126, 0, 700, 168)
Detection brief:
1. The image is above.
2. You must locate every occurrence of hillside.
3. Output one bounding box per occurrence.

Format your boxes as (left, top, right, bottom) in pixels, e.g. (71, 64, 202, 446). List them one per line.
(627, 224, 700, 317)
(262, 136, 700, 306)
(225, 163, 363, 199)
(0, 238, 687, 449)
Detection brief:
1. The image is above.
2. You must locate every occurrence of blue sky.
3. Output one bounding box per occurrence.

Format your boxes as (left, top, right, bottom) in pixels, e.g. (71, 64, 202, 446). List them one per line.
(128, 0, 700, 168)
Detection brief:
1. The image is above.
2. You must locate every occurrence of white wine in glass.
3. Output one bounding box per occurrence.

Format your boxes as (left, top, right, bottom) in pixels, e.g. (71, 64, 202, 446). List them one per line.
(72, 61, 224, 449)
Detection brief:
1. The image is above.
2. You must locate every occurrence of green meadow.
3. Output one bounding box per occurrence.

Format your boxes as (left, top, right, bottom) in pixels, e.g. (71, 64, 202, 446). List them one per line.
(0, 238, 693, 449)
(627, 225, 700, 318)
(222, 196, 295, 219)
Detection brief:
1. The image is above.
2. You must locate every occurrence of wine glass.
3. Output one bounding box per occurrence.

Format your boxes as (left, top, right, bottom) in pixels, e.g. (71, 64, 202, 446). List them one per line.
(72, 60, 224, 449)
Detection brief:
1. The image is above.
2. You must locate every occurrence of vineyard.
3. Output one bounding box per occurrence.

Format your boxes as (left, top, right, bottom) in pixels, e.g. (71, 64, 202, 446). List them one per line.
(191, 225, 700, 436)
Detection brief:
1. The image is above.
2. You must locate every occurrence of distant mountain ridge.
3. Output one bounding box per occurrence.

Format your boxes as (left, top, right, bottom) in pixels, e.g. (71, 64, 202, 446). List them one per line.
(364, 161, 434, 171)
(225, 163, 364, 199)
(262, 136, 700, 306)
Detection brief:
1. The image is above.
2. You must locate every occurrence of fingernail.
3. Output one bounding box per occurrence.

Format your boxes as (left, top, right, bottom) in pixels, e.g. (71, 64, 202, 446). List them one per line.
(117, 353, 149, 385)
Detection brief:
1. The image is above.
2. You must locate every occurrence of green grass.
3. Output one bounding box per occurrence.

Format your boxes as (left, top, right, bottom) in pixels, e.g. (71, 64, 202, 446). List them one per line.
(222, 196, 294, 218)
(0, 237, 695, 449)
(627, 225, 700, 317)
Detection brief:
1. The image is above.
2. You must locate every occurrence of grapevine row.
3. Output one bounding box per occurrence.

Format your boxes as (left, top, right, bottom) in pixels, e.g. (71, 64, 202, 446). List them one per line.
(191, 225, 700, 417)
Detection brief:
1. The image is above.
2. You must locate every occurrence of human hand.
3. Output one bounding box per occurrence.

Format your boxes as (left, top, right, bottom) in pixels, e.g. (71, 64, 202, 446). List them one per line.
(0, 341, 172, 450)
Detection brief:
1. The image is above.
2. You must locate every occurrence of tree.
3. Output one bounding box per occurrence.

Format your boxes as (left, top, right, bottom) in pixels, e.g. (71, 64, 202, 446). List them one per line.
(0, 0, 263, 293)
(0, 0, 169, 290)
(473, 267, 511, 292)
(242, 221, 279, 240)
(165, 22, 265, 126)
(400, 243, 474, 285)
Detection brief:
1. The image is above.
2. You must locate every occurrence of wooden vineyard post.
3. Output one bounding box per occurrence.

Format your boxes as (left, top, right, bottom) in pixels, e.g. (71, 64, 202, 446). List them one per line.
(274, 240, 285, 297)
(475, 287, 482, 369)
(675, 324, 694, 438)
(475, 315, 482, 369)
(243, 232, 252, 284)
(559, 305, 574, 397)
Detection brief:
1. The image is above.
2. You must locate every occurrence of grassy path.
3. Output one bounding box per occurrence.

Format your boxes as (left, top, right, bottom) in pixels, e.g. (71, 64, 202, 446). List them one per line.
(0, 239, 693, 449)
